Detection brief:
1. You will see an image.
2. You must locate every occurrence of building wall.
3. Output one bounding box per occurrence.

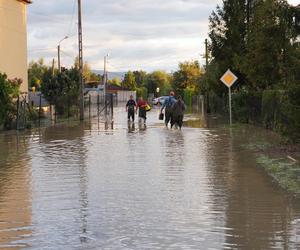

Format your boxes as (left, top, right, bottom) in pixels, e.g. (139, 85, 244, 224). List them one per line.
(0, 0, 29, 93)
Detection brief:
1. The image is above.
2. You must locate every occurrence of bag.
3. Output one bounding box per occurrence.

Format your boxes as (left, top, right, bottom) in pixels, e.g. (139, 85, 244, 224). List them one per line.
(159, 113, 164, 120)
(145, 104, 151, 112)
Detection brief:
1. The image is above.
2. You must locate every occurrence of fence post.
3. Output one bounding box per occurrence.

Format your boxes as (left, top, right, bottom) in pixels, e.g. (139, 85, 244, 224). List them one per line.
(105, 94, 108, 118)
(16, 96, 20, 130)
(89, 94, 91, 119)
(110, 94, 113, 118)
(23, 101, 26, 129)
(39, 94, 42, 127)
(97, 93, 100, 117)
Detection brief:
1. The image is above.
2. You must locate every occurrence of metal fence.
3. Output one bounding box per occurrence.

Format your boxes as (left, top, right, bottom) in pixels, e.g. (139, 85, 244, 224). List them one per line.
(12, 93, 117, 130)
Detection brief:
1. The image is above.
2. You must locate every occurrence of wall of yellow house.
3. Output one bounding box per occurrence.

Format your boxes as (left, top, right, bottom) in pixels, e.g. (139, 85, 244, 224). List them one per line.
(0, 0, 29, 93)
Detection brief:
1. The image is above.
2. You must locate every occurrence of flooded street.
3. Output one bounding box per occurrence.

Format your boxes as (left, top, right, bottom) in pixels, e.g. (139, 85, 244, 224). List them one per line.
(0, 106, 299, 250)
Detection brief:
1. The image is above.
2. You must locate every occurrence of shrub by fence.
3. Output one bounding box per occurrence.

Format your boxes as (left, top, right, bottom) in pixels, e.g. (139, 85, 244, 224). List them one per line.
(206, 86, 300, 141)
(262, 87, 300, 142)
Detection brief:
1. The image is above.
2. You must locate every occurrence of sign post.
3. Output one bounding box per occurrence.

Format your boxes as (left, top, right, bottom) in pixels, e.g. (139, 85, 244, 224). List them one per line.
(220, 69, 238, 125)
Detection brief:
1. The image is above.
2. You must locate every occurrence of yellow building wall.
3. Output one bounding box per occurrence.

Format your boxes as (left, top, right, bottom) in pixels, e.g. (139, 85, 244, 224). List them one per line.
(0, 0, 29, 93)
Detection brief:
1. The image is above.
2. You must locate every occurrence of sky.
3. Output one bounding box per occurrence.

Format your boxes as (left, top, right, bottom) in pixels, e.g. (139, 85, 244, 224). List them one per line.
(27, 0, 299, 73)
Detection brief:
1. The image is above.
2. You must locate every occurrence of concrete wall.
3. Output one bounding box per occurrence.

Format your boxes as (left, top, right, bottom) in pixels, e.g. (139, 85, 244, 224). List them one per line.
(0, 0, 29, 93)
(117, 91, 136, 102)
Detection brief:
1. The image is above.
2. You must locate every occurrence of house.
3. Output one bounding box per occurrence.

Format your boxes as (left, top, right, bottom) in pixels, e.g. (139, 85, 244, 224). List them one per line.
(0, 0, 32, 94)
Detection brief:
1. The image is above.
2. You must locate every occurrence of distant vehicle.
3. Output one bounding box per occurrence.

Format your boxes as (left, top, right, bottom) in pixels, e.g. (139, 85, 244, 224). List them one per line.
(152, 96, 169, 105)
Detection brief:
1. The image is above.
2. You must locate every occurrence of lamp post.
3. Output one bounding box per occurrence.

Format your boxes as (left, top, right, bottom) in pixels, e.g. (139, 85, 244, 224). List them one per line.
(57, 36, 68, 73)
(103, 54, 109, 99)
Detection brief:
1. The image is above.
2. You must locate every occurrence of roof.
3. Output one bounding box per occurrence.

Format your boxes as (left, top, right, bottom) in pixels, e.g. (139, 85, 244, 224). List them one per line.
(17, 0, 32, 4)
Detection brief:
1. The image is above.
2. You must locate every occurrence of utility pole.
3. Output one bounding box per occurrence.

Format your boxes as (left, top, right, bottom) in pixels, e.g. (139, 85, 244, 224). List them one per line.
(78, 0, 84, 121)
(205, 39, 209, 69)
(57, 45, 61, 72)
(51, 58, 55, 76)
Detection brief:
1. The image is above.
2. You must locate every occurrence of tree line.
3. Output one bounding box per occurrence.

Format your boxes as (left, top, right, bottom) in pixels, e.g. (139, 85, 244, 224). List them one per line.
(27, 58, 205, 107)
(118, 60, 203, 101)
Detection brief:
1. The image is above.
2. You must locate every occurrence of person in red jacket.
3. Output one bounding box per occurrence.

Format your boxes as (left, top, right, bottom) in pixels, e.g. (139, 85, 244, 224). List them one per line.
(137, 96, 147, 123)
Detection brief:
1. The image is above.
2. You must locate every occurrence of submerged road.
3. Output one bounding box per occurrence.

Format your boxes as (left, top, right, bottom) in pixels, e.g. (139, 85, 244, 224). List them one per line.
(0, 106, 299, 249)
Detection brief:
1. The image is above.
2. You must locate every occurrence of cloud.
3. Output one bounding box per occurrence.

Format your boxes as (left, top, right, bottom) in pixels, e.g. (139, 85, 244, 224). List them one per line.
(27, 0, 222, 71)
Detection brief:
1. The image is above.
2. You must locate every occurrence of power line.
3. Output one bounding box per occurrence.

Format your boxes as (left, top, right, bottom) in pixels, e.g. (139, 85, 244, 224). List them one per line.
(67, 0, 77, 36)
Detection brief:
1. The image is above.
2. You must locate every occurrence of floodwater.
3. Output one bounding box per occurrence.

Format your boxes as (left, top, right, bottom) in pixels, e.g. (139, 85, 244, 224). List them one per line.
(0, 106, 299, 250)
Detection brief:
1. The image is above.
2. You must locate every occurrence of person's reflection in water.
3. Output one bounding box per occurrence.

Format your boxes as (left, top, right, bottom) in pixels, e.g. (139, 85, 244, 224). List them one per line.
(128, 120, 135, 133)
(163, 130, 185, 185)
(138, 121, 147, 131)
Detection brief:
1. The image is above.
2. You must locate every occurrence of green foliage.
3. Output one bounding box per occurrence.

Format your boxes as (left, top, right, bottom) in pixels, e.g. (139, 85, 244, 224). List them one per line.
(262, 87, 300, 141)
(145, 70, 171, 96)
(136, 87, 148, 100)
(41, 67, 80, 115)
(257, 155, 300, 195)
(28, 58, 48, 91)
(172, 61, 202, 97)
(0, 73, 20, 128)
(232, 90, 262, 123)
(205, 0, 300, 140)
(207, 0, 299, 94)
(108, 77, 122, 86)
(122, 71, 137, 90)
(133, 70, 147, 88)
(183, 88, 194, 107)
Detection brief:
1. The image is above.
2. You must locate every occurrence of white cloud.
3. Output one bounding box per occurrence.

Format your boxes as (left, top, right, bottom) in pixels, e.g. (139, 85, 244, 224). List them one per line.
(27, 0, 222, 71)
(29, 0, 298, 72)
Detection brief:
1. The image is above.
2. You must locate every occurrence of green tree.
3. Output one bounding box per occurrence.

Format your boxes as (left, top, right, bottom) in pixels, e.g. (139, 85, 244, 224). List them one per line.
(122, 71, 136, 90)
(41, 67, 80, 115)
(208, 0, 248, 89)
(145, 70, 171, 96)
(172, 61, 203, 96)
(240, 0, 292, 90)
(28, 58, 48, 91)
(133, 70, 147, 88)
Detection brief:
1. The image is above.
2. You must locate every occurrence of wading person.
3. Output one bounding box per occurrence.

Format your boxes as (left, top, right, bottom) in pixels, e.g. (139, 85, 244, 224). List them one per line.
(160, 91, 176, 127)
(126, 95, 137, 122)
(137, 96, 148, 125)
(171, 95, 185, 129)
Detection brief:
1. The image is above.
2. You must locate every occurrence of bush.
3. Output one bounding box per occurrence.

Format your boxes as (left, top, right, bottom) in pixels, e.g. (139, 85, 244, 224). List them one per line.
(232, 90, 262, 123)
(0, 73, 20, 128)
(183, 88, 194, 107)
(261, 87, 300, 142)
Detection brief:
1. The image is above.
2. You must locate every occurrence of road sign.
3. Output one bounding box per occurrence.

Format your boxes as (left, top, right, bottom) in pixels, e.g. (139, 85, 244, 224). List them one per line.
(220, 69, 238, 126)
(220, 69, 238, 88)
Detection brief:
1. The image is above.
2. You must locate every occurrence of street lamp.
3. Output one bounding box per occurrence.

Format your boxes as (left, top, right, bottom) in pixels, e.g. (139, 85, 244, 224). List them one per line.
(57, 36, 68, 72)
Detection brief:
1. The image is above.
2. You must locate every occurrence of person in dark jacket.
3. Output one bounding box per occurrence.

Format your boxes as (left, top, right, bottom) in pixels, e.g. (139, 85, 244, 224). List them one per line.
(171, 95, 185, 129)
(160, 91, 176, 127)
(126, 95, 137, 122)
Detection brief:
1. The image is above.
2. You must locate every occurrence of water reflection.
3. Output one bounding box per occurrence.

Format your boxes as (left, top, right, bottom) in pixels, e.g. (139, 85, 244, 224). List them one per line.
(28, 124, 90, 248)
(0, 133, 32, 249)
(205, 125, 300, 249)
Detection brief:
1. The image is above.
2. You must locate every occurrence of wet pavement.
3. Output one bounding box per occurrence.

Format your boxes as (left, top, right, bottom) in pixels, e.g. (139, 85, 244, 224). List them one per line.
(0, 106, 299, 249)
